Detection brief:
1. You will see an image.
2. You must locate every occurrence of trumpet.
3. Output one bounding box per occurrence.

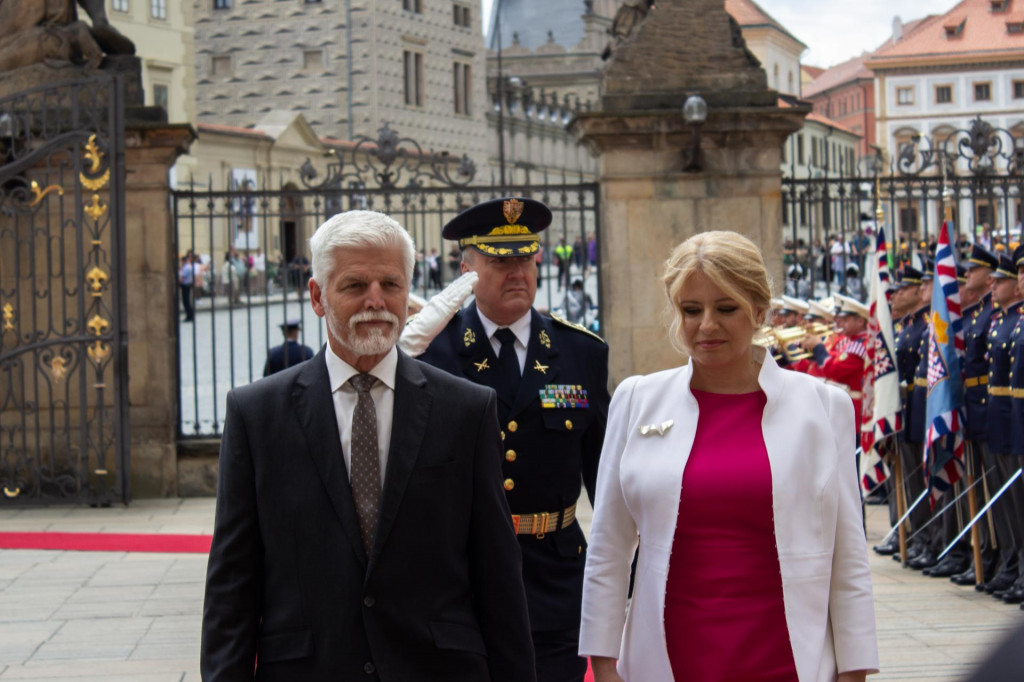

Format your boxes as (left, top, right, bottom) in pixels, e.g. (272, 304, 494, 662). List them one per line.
(761, 324, 836, 362)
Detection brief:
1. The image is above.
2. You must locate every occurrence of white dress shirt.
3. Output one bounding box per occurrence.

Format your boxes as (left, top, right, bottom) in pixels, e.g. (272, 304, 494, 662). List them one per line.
(324, 344, 397, 485)
(476, 308, 531, 372)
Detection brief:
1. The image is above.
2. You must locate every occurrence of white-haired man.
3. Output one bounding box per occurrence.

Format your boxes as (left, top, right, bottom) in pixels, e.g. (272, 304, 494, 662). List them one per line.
(201, 210, 536, 681)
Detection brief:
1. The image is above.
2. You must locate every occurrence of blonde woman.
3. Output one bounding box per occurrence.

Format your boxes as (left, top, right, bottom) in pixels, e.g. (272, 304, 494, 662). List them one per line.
(580, 231, 878, 682)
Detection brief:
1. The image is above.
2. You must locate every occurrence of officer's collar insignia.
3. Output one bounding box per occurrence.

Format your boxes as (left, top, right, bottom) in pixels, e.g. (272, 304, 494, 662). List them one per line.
(503, 198, 524, 225)
(533, 360, 548, 374)
(464, 328, 476, 347)
(539, 329, 551, 349)
(540, 385, 589, 408)
(474, 358, 490, 372)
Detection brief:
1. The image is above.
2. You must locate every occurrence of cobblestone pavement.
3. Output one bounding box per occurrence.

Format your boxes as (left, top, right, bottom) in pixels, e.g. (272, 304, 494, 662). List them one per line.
(0, 499, 1020, 681)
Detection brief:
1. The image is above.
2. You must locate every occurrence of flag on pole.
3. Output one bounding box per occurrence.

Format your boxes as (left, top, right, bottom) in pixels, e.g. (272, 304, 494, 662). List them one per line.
(924, 220, 966, 500)
(861, 226, 901, 492)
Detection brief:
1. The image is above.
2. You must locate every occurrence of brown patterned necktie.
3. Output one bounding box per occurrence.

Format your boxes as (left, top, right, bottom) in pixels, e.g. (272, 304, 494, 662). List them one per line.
(349, 373, 380, 554)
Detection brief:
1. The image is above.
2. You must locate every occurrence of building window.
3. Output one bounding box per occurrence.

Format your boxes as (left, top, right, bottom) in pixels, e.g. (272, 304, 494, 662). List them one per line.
(303, 50, 324, 70)
(935, 84, 953, 104)
(453, 4, 471, 27)
(153, 84, 169, 110)
(896, 86, 914, 105)
(797, 134, 804, 165)
(214, 0, 230, 9)
(403, 50, 423, 107)
(453, 62, 471, 115)
(974, 82, 992, 101)
(403, 0, 422, 12)
(212, 55, 232, 75)
(112, 0, 129, 12)
(150, 0, 166, 18)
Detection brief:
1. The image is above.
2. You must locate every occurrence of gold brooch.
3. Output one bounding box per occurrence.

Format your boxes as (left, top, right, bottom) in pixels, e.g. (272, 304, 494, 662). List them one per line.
(464, 328, 476, 347)
(539, 330, 551, 348)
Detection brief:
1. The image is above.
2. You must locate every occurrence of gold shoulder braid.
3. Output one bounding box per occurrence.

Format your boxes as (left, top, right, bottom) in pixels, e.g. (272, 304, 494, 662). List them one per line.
(550, 314, 606, 343)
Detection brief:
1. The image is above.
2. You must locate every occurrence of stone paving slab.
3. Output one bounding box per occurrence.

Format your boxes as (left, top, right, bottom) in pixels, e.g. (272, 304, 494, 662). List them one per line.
(0, 498, 1021, 680)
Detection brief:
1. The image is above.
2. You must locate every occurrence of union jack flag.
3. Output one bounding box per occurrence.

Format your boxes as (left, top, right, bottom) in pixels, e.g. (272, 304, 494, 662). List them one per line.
(924, 220, 966, 501)
(861, 227, 900, 492)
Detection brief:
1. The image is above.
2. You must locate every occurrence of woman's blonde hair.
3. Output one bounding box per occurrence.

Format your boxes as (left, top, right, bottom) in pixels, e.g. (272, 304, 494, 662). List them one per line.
(662, 230, 773, 355)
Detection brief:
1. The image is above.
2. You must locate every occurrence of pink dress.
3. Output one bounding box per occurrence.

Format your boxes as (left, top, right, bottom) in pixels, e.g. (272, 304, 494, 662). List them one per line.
(663, 389, 798, 682)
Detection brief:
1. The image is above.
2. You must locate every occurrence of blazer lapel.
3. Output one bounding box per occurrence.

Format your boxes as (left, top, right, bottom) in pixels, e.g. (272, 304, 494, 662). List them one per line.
(457, 302, 506, 406)
(368, 350, 431, 575)
(510, 310, 560, 418)
(293, 351, 368, 568)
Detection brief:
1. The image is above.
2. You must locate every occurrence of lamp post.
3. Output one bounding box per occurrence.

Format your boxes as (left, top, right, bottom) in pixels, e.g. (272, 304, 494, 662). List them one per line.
(682, 94, 707, 173)
(494, 0, 506, 188)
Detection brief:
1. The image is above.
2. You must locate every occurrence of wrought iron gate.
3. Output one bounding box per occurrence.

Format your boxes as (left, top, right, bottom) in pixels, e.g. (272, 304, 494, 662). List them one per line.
(782, 115, 1024, 301)
(0, 76, 130, 505)
(172, 124, 600, 438)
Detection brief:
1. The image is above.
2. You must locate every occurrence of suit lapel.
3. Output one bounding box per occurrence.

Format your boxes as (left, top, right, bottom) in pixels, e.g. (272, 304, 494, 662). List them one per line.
(457, 302, 506, 406)
(368, 350, 430, 575)
(293, 351, 368, 568)
(510, 310, 560, 418)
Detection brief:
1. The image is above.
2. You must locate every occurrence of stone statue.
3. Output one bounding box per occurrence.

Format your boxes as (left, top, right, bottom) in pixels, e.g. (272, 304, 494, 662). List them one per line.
(603, 0, 655, 60)
(0, 0, 135, 75)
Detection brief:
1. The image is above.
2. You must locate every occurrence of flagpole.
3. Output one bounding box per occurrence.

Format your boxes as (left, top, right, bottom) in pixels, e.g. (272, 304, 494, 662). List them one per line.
(891, 433, 909, 566)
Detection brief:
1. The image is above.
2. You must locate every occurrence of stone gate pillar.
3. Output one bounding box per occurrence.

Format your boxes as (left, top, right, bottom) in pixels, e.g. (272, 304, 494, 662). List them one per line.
(570, 0, 807, 382)
(124, 122, 195, 497)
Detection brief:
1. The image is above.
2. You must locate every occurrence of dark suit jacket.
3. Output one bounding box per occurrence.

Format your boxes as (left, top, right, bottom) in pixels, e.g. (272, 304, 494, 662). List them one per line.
(201, 348, 536, 681)
(418, 303, 610, 631)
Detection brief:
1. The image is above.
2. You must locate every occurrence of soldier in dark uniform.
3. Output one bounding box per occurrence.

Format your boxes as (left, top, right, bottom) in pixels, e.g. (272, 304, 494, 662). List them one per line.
(263, 318, 315, 376)
(951, 245, 1002, 586)
(417, 197, 610, 682)
(981, 254, 1024, 598)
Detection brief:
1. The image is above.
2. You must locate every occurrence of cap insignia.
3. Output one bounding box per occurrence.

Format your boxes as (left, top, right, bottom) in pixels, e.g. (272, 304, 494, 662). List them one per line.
(503, 198, 524, 225)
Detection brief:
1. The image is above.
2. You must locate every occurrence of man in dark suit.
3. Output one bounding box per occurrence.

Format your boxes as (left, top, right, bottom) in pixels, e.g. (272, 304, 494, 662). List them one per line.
(262, 318, 315, 376)
(418, 197, 610, 682)
(201, 210, 535, 681)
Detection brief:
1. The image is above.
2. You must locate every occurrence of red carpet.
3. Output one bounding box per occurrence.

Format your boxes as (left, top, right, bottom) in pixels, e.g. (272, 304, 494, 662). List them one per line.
(0, 531, 213, 553)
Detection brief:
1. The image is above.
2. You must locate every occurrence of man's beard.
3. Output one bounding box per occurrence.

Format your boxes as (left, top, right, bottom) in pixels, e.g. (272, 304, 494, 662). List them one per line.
(327, 308, 401, 357)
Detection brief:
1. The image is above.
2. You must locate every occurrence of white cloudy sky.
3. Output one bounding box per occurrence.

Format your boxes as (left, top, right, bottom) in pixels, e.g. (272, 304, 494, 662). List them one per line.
(480, 0, 962, 68)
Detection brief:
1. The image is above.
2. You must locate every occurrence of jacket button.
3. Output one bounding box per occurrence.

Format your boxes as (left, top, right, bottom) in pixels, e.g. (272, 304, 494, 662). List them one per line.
(505, 450, 517, 462)
(364, 662, 376, 674)
(565, 419, 573, 430)
(508, 420, 518, 432)
(363, 595, 375, 607)
(501, 431, 505, 441)
(504, 478, 515, 491)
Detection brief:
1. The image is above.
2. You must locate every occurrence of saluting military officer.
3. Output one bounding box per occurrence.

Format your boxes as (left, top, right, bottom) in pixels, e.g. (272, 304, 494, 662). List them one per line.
(417, 197, 610, 682)
(951, 245, 1001, 586)
(981, 254, 1024, 598)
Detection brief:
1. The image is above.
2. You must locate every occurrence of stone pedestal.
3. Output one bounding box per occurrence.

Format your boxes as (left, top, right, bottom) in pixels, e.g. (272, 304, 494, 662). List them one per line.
(570, 0, 807, 381)
(124, 122, 195, 497)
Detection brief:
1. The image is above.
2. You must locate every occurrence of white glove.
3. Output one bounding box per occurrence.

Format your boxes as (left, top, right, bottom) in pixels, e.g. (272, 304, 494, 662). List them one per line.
(399, 271, 479, 357)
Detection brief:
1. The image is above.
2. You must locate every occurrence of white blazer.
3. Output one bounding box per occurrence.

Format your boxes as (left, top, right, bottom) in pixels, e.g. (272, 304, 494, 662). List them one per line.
(579, 349, 879, 682)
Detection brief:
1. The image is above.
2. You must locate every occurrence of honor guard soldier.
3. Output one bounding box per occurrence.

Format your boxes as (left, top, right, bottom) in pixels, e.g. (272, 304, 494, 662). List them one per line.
(418, 197, 611, 682)
(982, 254, 1024, 598)
(996, 246, 1024, 605)
(891, 265, 933, 564)
(800, 294, 870, 434)
(952, 245, 1001, 585)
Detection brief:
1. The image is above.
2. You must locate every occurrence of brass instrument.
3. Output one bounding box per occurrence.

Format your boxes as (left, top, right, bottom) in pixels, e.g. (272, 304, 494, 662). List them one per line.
(762, 324, 836, 363)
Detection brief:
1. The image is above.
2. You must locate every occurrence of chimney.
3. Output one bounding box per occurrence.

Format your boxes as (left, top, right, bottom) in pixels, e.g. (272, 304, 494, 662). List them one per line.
(892, 16, 904, 43)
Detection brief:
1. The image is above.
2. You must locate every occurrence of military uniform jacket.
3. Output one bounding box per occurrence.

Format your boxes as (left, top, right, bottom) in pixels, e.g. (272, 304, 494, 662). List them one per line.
(909, 306, 933, 444)
(418, 302, 611, 631)
(263, 340, 315, 377)
(963, 294, 995, 441)
(896, 308, 928, 443)
(808, 332, 869, 433)
(987, 301, 1022, 454)
(1008, 308, 1024, 456)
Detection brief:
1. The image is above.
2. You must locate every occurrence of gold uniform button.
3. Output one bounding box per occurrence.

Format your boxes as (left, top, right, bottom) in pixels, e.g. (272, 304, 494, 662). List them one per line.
(508, 421, 518, 433)
(505, 450, 517, 462)
(565, 419, 573, 430)
(503, 478, 515, 491)
(501, 431, 505, 441)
